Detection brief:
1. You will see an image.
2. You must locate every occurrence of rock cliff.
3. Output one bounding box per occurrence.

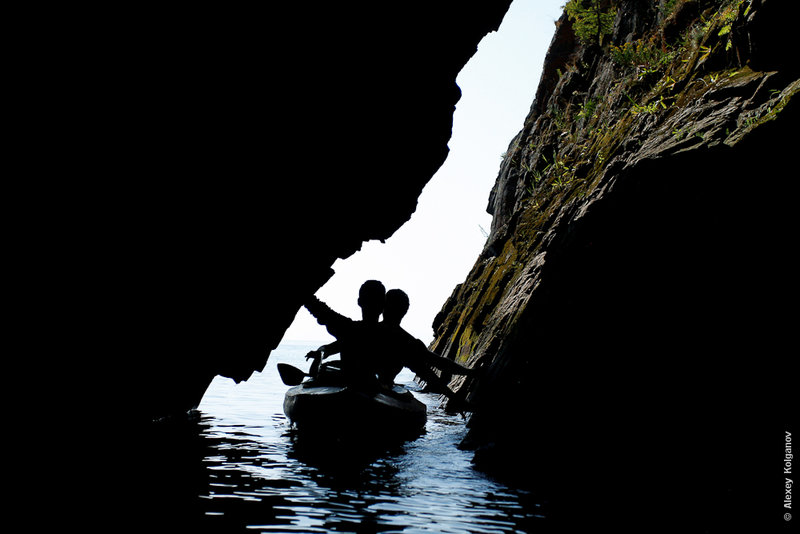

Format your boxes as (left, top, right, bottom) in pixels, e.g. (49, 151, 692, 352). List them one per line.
(72, 3, 513, 421)
(431, 0, 797, 530)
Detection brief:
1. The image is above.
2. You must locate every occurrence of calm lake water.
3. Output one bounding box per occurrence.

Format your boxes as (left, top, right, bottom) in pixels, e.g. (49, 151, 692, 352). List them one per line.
(148, 342, 547, 533)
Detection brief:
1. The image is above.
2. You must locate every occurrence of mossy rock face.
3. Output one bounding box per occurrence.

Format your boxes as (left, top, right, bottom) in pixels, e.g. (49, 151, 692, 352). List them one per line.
(432, 3, 798, 514)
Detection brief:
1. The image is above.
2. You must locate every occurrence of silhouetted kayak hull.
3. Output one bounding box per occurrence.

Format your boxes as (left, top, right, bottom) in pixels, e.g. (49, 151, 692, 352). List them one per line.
(283, 383, 427, 436)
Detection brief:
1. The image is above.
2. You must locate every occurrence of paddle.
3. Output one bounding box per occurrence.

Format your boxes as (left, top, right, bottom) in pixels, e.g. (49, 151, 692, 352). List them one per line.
(277, 363, 308, 386)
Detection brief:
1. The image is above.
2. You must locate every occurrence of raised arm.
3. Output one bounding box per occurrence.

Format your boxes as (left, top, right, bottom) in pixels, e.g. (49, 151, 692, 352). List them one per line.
(304, 295, 353, 338)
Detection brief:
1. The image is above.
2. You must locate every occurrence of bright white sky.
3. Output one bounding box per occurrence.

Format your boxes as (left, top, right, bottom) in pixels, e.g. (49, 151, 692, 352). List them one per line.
(283, 0, 565, 345)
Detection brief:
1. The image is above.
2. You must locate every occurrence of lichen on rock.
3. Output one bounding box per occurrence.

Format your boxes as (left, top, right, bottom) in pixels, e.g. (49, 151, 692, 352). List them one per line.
(431, 1, 797, 528)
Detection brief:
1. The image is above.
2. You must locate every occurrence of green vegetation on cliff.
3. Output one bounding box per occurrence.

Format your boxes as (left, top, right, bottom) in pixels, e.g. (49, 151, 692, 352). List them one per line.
(495, 0, 794, 252)
(432, 0, 799, 388)
(564, 0, 617, 45)
(430, 1, 798, 529)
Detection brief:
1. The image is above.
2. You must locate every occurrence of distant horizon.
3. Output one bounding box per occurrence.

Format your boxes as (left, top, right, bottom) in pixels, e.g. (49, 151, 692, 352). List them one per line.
(282, 0, 565, 346)
(276, 338, 329, 346)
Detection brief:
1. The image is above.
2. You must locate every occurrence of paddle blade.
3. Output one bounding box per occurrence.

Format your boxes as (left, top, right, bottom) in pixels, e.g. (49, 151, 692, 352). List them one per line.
(277, 363, 307, 386)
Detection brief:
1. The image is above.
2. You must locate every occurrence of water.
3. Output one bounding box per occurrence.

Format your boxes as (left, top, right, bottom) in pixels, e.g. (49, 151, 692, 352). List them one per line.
(149, 342, 546, 533)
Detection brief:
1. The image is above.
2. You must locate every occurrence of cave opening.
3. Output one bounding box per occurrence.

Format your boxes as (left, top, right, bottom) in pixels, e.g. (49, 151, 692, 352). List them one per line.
(197, 1, 567, 407)
(274, 0, 565, 348)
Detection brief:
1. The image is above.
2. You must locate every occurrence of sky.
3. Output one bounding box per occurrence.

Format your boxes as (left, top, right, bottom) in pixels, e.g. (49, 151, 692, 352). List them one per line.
(283, 0, 566, 345)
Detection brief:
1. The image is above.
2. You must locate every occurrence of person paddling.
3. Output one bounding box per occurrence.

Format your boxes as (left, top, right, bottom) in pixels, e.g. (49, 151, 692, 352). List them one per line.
(304, 284, 477, 408)
(377, 289, 476, 406)
(303, 280, 385, 389)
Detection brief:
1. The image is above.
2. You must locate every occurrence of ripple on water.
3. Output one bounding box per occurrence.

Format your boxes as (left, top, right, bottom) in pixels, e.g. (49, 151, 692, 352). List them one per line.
(183, 345, 547, 532)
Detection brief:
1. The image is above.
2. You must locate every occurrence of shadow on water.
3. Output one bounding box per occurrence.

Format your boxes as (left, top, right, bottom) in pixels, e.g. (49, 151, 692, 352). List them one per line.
(282, 434, 415, 533)
(285, 427, 421, 486)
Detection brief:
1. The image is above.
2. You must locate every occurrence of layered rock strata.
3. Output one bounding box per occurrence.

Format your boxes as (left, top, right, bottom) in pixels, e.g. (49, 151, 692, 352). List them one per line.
(431, 0, 797, 529)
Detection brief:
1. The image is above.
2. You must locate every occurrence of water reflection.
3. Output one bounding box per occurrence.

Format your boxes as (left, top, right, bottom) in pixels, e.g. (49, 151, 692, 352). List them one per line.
(183, 411, 546, 533)
(145, 345, 547, 533)
(199, 425, 540, 531)
(193, 417, 410, 533)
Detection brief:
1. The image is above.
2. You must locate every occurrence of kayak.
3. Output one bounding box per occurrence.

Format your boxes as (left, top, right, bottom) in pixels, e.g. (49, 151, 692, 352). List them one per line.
(283, 379, 427, 437)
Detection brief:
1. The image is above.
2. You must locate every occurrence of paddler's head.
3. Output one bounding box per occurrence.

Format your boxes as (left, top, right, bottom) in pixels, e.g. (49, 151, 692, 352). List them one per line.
(383, 289, 409, 327)
(357, 280, 385, 323)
